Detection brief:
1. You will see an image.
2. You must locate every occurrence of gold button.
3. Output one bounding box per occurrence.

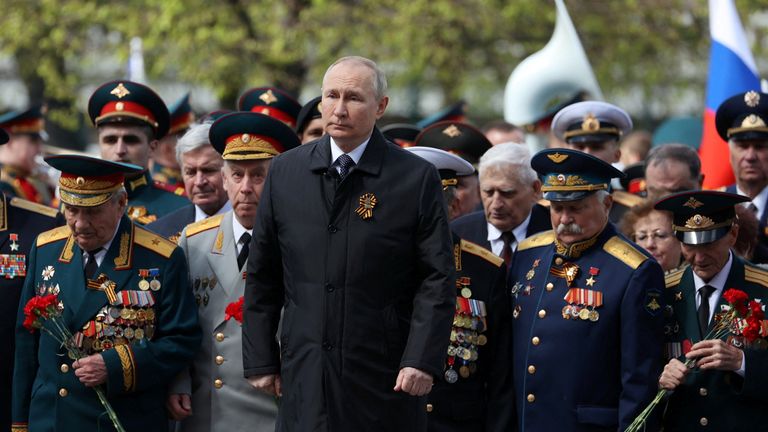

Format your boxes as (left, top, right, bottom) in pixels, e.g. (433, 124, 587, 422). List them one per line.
(532, 336, 540, 346)
(215, 333, 225, 342)
(426, 403, 434, 413)
(546, 282, 554, 291)
(538, 309, 546, 319)
(215, 355, 225, 365)
(58, 388, 68, 397)
(60, 364, 70, 373)
(699, 387, 708, 396)
(700, 417, 708, 426)
(527, 393, 535, 403)
(214, 379, 223, 389)
(555, 257, 563, 265)
(527, 365, 536, 374)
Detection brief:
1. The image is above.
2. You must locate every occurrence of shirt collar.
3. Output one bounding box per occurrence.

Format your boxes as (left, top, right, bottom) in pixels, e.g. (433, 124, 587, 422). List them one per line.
(486, 211, 532, 243)
(81, 221, 121, 262)
(194, 202, 232, 222)
(692, 250, 733, 293)
(737, 184, 768, 217)
(231, 214, 252, 245)
(330, 136, 370, 166)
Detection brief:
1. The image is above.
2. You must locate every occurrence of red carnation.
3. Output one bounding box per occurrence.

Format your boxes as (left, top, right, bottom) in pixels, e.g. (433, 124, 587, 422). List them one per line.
(749, 300, 765, 320)
(225, 296, 244, 324)
(723, 289, 749, 316)
(744, 317, 762, 342)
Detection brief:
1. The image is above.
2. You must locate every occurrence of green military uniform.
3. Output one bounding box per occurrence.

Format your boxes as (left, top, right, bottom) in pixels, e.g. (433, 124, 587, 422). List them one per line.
(124, 170, 188, 225)
(11, 155, 201, 432)
(656, 190, 768, 431)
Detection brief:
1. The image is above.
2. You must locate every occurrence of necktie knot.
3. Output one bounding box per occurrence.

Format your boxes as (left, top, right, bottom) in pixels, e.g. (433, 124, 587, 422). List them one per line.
(239, 232, 252, 246)
(501, 231, 515, 266)
(335, 154, 356, 179)
(237, 232, 252, 270)
(84, 247, 103, 280)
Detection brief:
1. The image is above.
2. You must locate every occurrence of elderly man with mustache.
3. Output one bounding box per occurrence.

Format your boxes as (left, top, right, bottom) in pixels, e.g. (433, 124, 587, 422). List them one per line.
(508, 148, 665, 432)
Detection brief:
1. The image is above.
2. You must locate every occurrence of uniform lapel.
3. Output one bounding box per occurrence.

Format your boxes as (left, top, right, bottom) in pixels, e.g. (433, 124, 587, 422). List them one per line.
(677, 268, 702, 342)
(206, 211, 240, 301)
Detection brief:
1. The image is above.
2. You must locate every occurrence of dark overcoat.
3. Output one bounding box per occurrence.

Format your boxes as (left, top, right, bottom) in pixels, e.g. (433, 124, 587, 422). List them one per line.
(243, 129, 456, 432)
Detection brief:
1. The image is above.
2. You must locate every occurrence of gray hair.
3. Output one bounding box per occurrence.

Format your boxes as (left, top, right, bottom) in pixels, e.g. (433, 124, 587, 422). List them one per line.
(645, 143, 701, 181)
(175, 122, 213, 165)
(478, 143, 537, 184)
(323, 56, 388, 100)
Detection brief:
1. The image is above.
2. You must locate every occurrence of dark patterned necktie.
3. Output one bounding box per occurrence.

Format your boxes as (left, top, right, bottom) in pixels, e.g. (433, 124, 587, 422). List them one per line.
(335, 154, 356, 180)
(237, 232, 252, 270)
(698, 285, 715, 336)
(501, 231, 515, 266)
(84, 248, 103, 280)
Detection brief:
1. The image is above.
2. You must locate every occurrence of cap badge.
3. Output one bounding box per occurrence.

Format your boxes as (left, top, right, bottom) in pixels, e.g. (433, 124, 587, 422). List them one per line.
(741, 114, 766, 128)
(355, 193, 377, 220)
(547, 174, 587, 187)
(685, 214, 714, 229)
(745, 90, 760, 107)
(581, 113, 600, 132)
(241, 133, 251, 143)
(110, 83, 131, 99)
(115, 102, 125, 111)
(259, 89, 278, 105)
(683, 197, 703, 209)
(75, 177, 85, 186)
(442, 125, 461, 138)
(547, 152, 569, 163)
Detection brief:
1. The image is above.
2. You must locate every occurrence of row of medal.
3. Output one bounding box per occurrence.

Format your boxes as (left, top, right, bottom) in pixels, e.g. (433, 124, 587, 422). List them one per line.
(444, 296, 488, 384)
(561, 288, 603, 322)
(138, 268, 162, 291)
(194, 275, 218, 307)
(0, 253, 26, 279)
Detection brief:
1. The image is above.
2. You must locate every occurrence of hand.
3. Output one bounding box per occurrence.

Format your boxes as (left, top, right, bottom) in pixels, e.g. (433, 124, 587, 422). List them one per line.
(73, 354, 108, 387)
(166, 393, 192, 420)
(659, 358, 689, 390)
(247, 374, 282, 396)
(393, 367, 433, 396)
(686, 339, 743, 371)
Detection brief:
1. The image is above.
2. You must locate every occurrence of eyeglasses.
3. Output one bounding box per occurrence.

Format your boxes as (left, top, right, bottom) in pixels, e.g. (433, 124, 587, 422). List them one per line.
(634, 231, 673, 243)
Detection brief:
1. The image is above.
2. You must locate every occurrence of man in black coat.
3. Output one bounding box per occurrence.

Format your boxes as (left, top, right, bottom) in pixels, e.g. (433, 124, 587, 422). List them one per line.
(451, 143, 551, 261)
(242, 56, 456, 432)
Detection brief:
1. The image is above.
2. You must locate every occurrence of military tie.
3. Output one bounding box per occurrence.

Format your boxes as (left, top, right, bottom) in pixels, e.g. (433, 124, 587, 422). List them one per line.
(237, 232, 252, 270)
(335, 154, 356, 180)
(501, 231, 515, 267)
(84, 248, 103, 280)
(697, 285, 716, 336)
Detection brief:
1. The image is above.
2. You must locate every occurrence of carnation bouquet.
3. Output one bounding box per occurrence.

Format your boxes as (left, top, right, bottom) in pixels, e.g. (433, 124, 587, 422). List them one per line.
(23, 294, 126, 432)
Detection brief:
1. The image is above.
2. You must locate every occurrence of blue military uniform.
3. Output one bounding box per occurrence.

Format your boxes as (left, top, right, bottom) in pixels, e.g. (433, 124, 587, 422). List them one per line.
(510, 149, 664, 431)
(11, 156, 201, 432)
(655, 190, 768, 431)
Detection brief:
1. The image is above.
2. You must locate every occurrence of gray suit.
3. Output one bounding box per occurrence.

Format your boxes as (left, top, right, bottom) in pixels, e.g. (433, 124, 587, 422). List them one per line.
(172, 211, 277, 432)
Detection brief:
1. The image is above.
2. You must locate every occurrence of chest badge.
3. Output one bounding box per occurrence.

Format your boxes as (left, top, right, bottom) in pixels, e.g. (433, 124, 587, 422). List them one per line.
(355, 193, 377, 220)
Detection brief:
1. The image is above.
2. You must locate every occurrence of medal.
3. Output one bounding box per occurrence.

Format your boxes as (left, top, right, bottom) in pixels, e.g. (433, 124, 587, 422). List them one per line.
(139, 269, 150, 291)
(42, 265, 55, 281)
(588, 309, 599, 322)
(135, 328, 145, 340)
(9, 233, 19, 252)
(149, 268, 161, 291)
(210, 277, 217, 288)
(461, 287, 472, 298)
(477, 335, 487, 346)
(579, 308, 590, 321)
(445, 368, 459, 384)
(355, 193, 377, 220)
(459, 365, 470, 378)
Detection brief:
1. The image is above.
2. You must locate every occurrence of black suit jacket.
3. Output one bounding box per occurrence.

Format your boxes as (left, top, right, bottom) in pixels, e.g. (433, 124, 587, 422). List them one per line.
(450, 203, 552, 251)
(243, 128, 456, 431)
(146, 204, 195, 241)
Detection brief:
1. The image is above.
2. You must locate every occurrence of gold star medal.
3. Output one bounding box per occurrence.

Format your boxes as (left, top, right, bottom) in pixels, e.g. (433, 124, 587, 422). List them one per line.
(355, 193, 377, 220)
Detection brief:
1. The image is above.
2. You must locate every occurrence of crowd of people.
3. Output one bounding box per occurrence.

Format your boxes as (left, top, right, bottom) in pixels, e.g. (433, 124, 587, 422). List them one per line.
(3, 55, 768, 432)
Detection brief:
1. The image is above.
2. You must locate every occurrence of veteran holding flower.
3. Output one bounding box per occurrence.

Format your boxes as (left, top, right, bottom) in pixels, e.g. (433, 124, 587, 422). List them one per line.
(656, 190, 768, 431)
(12, 155, 200, 432)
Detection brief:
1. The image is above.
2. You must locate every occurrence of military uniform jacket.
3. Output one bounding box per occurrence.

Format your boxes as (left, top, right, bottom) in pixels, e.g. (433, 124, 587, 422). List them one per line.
(725, 184, 768, 264)
(0, 196, 59, 432)
(0, 166, 55, 206)
(509, 224, 665, 432)
(172, 211, 277, 432)
(449, 204, 552, 252)
(147, 204, 195, 243)
(243, 129, 456, 432)
(125, 170, 189, 225)
(662, 256, 768, 432)
(12, 216, 201, 432)
(427, 234, 514, 432)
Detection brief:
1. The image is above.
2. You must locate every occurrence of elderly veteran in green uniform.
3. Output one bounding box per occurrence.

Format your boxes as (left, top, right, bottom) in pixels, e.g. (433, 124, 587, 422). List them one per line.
(88, 80, 189, 225)
(406, 146, 514, 432)
(11, 155, 201, 432)
(167, 112, 299, 431)
(509, 148, 664, 431)
(551, 101, 643, 223)
(656, 190, 768, 431)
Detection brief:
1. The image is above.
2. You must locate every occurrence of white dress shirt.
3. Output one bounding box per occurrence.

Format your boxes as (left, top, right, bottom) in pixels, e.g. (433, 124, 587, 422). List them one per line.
(232, 216, 253, 256)
(736, 184, 768, 220)
(487, 211, 532, 257)
(330, 136, 370, 174)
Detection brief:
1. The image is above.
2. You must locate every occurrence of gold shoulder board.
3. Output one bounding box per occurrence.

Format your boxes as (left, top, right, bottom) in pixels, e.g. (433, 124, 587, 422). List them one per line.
(36, 225, 71, 247)
(664, 267, 686, 288)
(185, 214, 224, 237)
(612, 190, 645, 208)
(10, 197, 59, 218)
(745, 265, 768, 288)
(517, 230, 555, 252)
(461, 239, 503, 267)
(134, 226, 176, 258)
(537, 198, 551, 208)
(603, 236, 647, 270)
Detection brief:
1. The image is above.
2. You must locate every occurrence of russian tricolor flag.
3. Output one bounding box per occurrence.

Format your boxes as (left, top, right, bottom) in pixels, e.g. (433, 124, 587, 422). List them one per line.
(700, 0, 761, 189)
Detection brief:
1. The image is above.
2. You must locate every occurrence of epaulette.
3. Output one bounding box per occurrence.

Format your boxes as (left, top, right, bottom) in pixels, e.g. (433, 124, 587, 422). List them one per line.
(10, 197, 58, 218)
(664, 266, 686, 288)
(537, 198, 551, 208)
(36, 225, 71, 247)
(134, 225, 176, 258)
(603, 236, 647, 270)
(185, 214, 224, 237)
(517, 230, 555, 252)
(745, 264, 768, 288)
(153, 180, 187, 196)
(612, 190, 645, 208)
(461, 239, 503, 267)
